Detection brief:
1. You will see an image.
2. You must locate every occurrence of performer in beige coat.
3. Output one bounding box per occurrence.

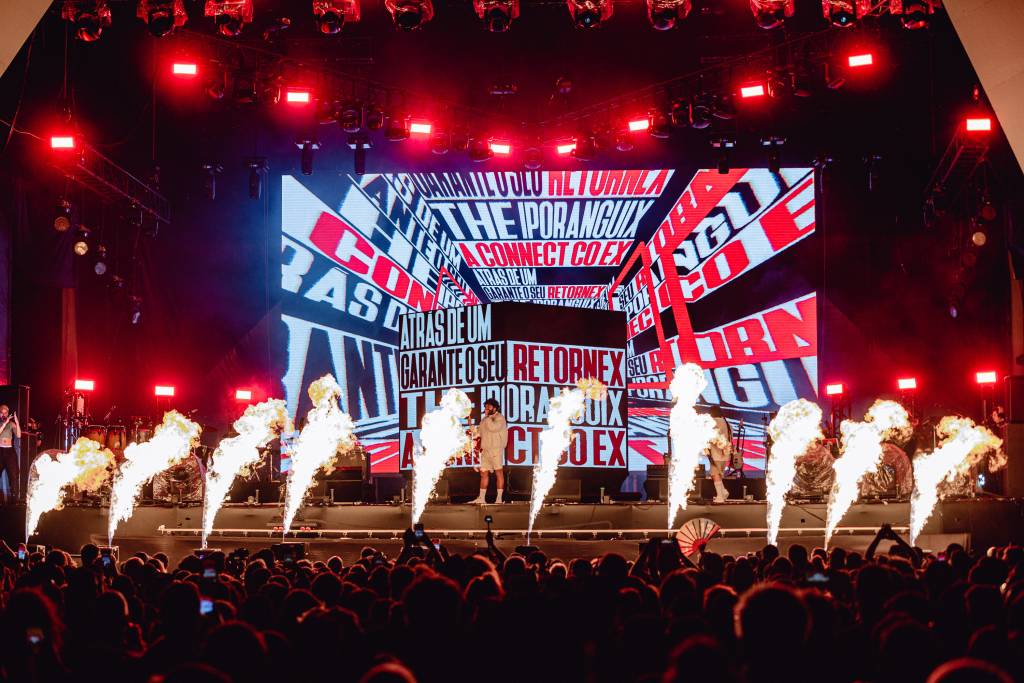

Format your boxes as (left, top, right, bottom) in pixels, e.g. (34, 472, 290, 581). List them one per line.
(470, 398, 508, 504)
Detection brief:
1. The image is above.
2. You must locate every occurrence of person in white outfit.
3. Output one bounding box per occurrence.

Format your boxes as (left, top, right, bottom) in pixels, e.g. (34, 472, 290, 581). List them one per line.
(707, 405, 732, 503)
(471, 398, 508, 504)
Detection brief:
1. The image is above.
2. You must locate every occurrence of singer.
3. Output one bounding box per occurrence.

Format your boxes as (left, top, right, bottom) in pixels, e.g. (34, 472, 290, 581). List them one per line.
(0, 404, 21, 503)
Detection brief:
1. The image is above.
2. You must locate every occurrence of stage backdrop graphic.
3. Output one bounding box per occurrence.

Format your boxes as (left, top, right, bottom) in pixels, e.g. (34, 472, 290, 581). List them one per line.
(279, 168, 817, 475)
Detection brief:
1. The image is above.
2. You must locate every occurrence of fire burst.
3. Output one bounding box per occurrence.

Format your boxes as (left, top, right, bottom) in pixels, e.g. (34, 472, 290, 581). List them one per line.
(766, 399, 823, 546)
(529, 378, 607, 537)
(202, 399, 292, 548)
(108, 411, 201, 545)
(412, 388, 473, 525)
(824, 399, 911, 547)
(282, 374, 357, 535)
(26, 437, 115, 541)
(667, 364, 717, 529)
(909, 416, 1002, 546)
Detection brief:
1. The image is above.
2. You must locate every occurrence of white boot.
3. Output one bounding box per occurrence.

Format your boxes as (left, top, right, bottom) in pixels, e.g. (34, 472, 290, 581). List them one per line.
(468, 489, 487, 504)
(495, 489, 504, 504)
(713, 480, 729, 503)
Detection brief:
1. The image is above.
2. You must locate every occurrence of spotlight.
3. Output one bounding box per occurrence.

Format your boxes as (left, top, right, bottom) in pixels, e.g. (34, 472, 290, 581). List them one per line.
(154, 385, 175, 397)
(474, 0, 520, 32)
(627, 117, 650, 133)
(204, 0, 254, 37)
(73, 227, 91, 256)
(645, 0, 690, 30)
(62, 1, 112, 42)
(172, 62, 198, 77)
(649, 110, 671, 138)
(54, 199, 73, 232)
(848, 52, 874, 68)
(109, 275, 126, 291)
(313, 0, 361, 34)
(971, 230, 988, 247)
(247, 158, 267, 200)
(761, 136, 785, 174)
(489, 139, 512, 155)
(689, 98, 713, 129)
(130, 297, 143, 325)
(205, 73, 227, 100)
(825, 383, 844, 396)
(976, 371, 997, 385)
(555, 139, 576, 155)
(384, 115, 410, 141)
(138, 1, 188, 37)
(712, 137, 735, 175)
(339, 102, 363, 133)
(201, 163, 223, 199)
(50, 135, 76, 150)
(965, 117, 993, 133)
(316, 99, 339, 125)
(669, 99, 689, 127)
(615, 133, 634, 152)
(567, 0, 613, 29)
(284, 88, 313, 105)
(347, 133, 370, 176)
(897, 377, 917, 391)
(235, 389, 253, 401)
(892, 0, 937, 30)
(74, 379, 96, 392)
(296, 139, 320, 176)
(740, 82, 766, 99)
(468, 138, 493, 162)
(93, 245, 108, 275)
(409, 120, 432, 135)
(571, 135, 596, 161)
(749, 0, 793, 30)
(232, 75, 259, 104)
(385, 0, 435, 30)
(365, 105, 386, 130)
(523, 146, 542, 170)
(822, 0, 869, 28)
(430, 131, 451, 155)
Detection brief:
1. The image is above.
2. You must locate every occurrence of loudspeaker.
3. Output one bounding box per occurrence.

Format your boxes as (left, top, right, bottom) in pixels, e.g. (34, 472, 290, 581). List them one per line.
(644, 476, 667, 501)
(546, 478, 581, 503)
(1004, 423, 1024, 497)
(325, 479, 363, 502)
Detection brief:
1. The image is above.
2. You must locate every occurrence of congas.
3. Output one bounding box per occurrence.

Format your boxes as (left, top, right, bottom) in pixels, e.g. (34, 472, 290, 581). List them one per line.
(82, 424, 107, 446)
(129, 418, 154, 444)
(106, 426, 127, 451)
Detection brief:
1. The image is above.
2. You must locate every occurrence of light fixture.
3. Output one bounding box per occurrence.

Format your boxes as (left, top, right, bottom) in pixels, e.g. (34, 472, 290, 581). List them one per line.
(365, 105, 385, 130)
(571, 135, 597, 161)
(761, 136, 785, 174)
(54, 199, 73, 232)
(62, 1, 112, 42)
(385, 115, 410, 141)
(615, 133, 634, 152)
(567, 0, 613, 29)
(976, 371, 997, 385)
(648, 110, 671, 138)
(971, 230, 988, 247)
(489, 139, 512, 155)
(94, 245, 108, 275)
(204, 0, 254, 37)
(749, 0, 793, 30)
(897, 377, 917, 391)
(892, 0, 937, 30)
(347, 133, 370, 176)
(409, 120, 432, 135)
(555, 140, 577, 155)
(474, 0, 519, 32)
(523, 146, 542, 170)
(73, 227, 91, 256)
(201, 163, 223, 200)
(825, 383, 844, 396)
(235, 389, 253, 401)
(712, 137, 735, 175)
(848, 52, 874, 68)
(965, 117, 992, 133)
(627, 117, 650, 133)
(51, 135, 76, 150)
(822, 0, 870, 28)
(284, 88, 312, 105)
(172, 61, 198, 77)
(154, 385, 175, 397)
(740, 82, 766, 99)
(468, 138, 493, 162)
(138, 0, 187, 37)
(689, 97, 713, 129)
(74, 379, 96, 392)
(313, 0, 361, 34)
(129, 296, 143, 325)
(247, 158, 267, 200)
(296, 139, 320, 176)
(385, 0, 435, 30)
(430, 131, 451, 155)
(645, 0, 690, 30)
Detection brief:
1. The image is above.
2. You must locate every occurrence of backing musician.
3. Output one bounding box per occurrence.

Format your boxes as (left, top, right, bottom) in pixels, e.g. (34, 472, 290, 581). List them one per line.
(0, 404, 22, 502)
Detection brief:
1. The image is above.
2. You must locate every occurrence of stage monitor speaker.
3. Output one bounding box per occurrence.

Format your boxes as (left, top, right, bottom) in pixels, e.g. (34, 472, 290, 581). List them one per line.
(546, 478, 581, 503)
(644, 477, 667, 501)
(1004, 423, 1024, 497)
(1006, 376, 1024, 422)
(325, 480, 363, 503)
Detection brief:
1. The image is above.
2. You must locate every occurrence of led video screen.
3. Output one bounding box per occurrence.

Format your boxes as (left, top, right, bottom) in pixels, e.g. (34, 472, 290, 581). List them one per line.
(279, 168, 817, 475)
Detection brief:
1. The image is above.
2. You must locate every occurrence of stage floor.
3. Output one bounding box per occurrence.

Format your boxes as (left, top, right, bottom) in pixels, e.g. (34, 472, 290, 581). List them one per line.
(4, 498, 1021, 565)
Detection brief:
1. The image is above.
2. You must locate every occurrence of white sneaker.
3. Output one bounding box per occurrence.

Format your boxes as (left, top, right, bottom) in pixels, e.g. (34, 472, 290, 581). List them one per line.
(468, 493, 486, 504)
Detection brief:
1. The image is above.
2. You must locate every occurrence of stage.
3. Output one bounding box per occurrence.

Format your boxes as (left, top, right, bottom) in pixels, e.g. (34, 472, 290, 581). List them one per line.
(4, 497, 1021, 565)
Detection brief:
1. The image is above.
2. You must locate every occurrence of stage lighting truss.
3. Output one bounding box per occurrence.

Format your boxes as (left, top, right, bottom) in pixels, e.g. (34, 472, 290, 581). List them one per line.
(645, 0, 690, 31)
(204, 0, 254, 37)
(385, 0, 435, 30)
(62, 1, 112, 42)
(567, 0, 613, 29)
(137, 0, 188, 37)
(749, 0, 793, 30)
(313, 0, 361, 35)
(821, 0, 871, 28)
(889, 0, 939, 30)
(474, 0, 520, 32)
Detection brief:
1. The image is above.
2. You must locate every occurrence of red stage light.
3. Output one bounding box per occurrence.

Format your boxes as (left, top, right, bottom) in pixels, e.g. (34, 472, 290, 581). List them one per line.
(848, 52, 873, 68)
(235, 388, 253, 401)
(965, 117, 992, 132)
(74, 379, 95, 392)
(172, 62, 198, 77)
(740, 83, 766, 98)
(825, 383, 844, 396)
(285, 89, 312, 105)
(897, 377, 917, 391)
(409, 121, 432, 135)
(627, 118, 650, 132)
(154, 385, 176, 397)
(50, 135, 76, 149)
(489, 140, 512, 155)
(976, 371, 997, 385)
(556, 140, 576, 154)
